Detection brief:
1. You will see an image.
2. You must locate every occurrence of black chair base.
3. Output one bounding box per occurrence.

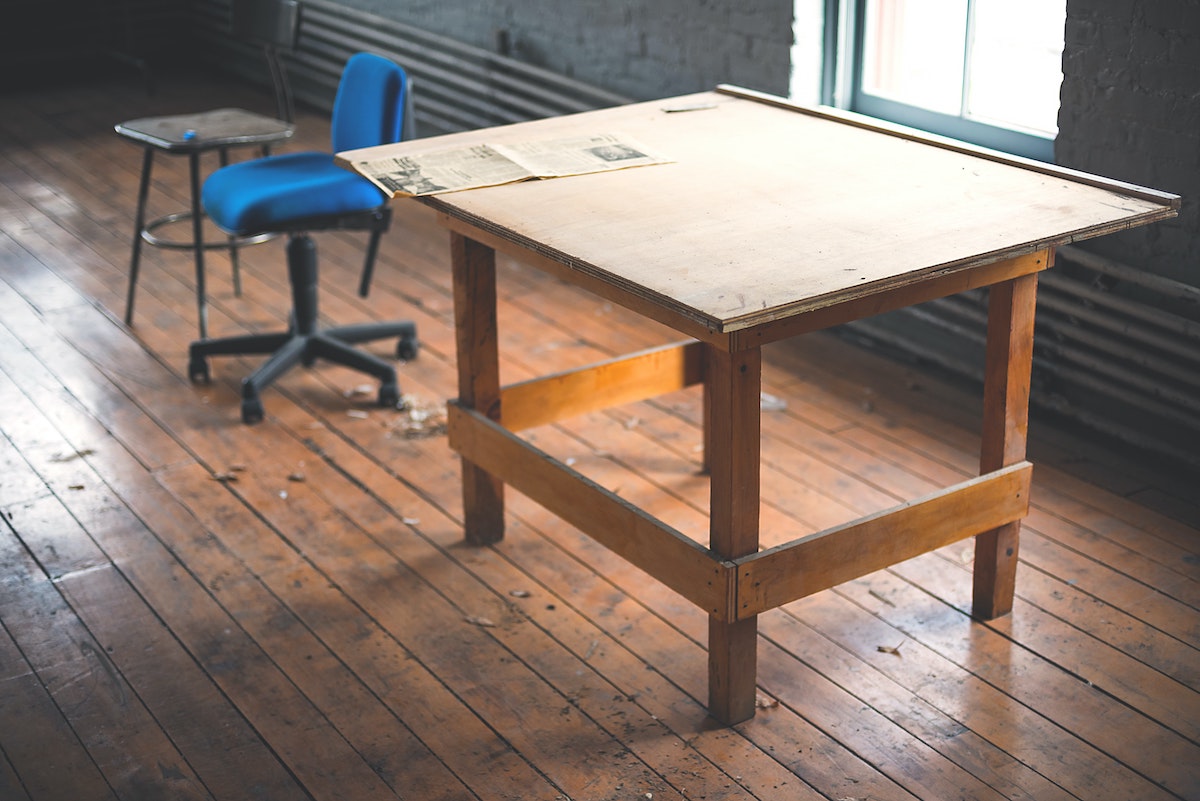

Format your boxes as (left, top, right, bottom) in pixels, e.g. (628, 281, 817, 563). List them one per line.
(188, 233, 418, 424)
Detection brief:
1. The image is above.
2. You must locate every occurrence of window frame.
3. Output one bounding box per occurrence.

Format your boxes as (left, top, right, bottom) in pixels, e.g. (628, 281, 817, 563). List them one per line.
(821, 0, 1057, 162)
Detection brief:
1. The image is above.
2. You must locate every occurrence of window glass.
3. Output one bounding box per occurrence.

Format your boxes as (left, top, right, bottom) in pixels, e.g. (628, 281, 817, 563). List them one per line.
(850, 0, 1066, 155)
(967, 0, 1066, 135)
(861, 0, 969, 116)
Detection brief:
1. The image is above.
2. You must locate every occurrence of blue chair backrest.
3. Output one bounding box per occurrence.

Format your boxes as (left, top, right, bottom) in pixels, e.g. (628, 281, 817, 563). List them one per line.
(331, 53, 409, 153)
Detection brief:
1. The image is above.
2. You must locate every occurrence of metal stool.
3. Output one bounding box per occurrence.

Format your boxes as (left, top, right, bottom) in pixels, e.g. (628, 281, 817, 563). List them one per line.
(116, 108, 294, 338)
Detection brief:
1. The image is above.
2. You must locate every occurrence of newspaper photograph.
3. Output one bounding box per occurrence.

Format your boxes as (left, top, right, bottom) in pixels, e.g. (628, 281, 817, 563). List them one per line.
(349, 133, 670, 198)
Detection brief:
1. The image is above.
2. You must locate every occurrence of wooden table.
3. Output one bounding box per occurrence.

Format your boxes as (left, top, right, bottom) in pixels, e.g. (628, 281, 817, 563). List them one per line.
(342, 86, 1178, 724)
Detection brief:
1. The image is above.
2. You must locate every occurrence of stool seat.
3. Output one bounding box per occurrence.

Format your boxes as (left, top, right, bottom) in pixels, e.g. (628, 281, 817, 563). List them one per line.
(116, 107, 295, 338)
(115, 107, 294, 152)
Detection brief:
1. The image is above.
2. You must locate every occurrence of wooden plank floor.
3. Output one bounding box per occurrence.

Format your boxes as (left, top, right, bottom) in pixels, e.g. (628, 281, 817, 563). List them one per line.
(1, 67, 1197, 801)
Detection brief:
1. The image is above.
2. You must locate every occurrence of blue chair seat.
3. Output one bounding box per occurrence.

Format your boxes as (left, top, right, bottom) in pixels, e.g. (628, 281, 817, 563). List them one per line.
(203, 152, 387, 236)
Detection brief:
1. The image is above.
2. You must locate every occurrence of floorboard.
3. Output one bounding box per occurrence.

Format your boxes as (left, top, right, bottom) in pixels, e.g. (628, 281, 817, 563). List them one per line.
(1, 68, 1197, 801)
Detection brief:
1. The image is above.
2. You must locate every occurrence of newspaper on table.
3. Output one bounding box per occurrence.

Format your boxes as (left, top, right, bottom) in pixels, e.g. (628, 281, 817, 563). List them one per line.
(348, 133, 670, 198)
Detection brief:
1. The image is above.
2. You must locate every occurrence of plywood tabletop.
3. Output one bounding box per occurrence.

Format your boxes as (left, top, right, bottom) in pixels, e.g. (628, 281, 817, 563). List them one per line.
(340, 87, 1178, 334)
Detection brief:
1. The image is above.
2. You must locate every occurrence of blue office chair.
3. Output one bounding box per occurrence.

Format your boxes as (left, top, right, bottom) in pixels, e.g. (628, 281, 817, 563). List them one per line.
(187, 52, 419, 424)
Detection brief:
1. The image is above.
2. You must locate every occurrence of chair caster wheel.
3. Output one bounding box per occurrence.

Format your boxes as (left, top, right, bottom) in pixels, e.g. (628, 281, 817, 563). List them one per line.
(378, 380, 400, 408)
(396, 334, 419, 361)
(242, 395, 264, 425)
(188, 356, 210, 384)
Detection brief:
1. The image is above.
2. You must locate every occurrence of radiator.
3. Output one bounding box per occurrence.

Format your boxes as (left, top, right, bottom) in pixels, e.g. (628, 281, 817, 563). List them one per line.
(844, 247, 1200, 471)
(191, 0, 632, 136)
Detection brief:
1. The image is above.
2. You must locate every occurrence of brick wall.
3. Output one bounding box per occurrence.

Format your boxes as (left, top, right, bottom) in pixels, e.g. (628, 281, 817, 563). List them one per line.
(332, 0, 794, 99)
(1057, 0, 1200, 289)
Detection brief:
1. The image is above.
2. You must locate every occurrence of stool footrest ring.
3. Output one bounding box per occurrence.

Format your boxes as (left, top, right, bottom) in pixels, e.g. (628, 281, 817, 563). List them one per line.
(142, 211, 277, 250)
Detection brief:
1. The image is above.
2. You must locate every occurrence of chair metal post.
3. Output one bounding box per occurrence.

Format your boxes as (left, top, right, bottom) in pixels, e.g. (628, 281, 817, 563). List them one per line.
(218, 146, 243, 297)
(356, 208, 392, 297)
(233, 0, 301, 123)
(265, 43, 296, 123)
(287, 235, 319, 336)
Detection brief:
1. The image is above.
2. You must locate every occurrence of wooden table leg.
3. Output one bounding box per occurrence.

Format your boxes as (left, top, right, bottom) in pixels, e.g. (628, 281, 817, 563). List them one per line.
(705, 345, 762, 724)
(451, 233, 505, 545)
(974, 271, 1039, 619)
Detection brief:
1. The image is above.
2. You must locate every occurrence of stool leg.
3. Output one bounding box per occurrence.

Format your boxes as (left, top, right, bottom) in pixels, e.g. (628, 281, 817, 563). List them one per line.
(188, 152, 208, 340)
(124, 147, 154, 326)
(219, 147, 243, 297)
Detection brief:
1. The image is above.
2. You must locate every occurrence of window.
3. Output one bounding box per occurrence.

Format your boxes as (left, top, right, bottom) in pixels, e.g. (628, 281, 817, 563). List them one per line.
(791, 0, 1067, 161)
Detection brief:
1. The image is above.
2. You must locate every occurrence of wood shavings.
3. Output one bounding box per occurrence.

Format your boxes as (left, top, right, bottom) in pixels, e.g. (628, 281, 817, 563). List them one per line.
(387, 395, 447, 439)
(759, 392, 788, 411)
(211, 464, 247, 482)
(755, 694, 780, 709)
(509, 589, 531, 598)
(877, 642, 904, 657)
(50, 449, 96, 463)
(347, 410, 370, 419)
(464, 615, 496, 627)
(344, 383, 375, 398)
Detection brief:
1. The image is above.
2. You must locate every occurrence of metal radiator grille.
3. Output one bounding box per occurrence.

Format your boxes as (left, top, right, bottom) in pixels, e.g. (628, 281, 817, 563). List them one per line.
(844, 247, 1200, 470)
(190, 0, 631, 137)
